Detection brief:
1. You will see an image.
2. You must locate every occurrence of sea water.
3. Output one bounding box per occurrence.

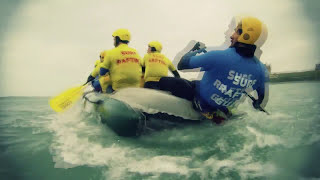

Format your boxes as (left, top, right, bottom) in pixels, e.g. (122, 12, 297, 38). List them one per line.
(0, 81, 319, 180)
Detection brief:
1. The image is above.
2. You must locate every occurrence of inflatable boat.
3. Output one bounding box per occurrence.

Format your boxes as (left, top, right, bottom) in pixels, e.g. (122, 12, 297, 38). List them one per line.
(83, 88, 240, 137)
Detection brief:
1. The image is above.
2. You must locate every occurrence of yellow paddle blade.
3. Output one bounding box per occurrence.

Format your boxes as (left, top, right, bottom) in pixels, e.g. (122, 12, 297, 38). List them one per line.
(49, 85, 87, 113)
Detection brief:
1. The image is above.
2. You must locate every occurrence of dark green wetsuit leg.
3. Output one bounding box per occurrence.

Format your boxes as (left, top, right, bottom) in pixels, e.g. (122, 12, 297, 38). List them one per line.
(159, 77, 196, 101)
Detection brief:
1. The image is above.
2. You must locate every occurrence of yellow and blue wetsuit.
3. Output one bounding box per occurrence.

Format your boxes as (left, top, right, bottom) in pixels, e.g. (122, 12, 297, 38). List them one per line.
(141, 52, 179, 89)
(97, 44, 142, 91)
(91, 61, 111, 93)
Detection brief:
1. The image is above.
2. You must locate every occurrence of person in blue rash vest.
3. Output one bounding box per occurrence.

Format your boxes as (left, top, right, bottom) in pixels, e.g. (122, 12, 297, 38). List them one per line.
(159, 16, 269, 123)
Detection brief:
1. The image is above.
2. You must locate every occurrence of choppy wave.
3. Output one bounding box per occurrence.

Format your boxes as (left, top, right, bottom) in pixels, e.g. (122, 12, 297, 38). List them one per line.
(1, 82, 320, 179)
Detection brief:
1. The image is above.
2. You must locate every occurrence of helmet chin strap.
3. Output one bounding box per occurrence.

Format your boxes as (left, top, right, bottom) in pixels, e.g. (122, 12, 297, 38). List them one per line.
(114, 37, 121, 47)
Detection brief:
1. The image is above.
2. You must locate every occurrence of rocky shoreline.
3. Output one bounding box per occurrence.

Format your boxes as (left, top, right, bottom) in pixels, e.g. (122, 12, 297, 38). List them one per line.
(270, 70, 320, 83)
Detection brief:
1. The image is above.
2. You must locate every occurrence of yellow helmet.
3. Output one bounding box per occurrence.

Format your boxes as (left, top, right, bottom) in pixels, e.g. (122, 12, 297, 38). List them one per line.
(237, 17, 268, 46)
(112, 29, 131, 41)
(100, 50, 107, 58)
(100, 51, 105, 57)
(148, 41, 162, 52)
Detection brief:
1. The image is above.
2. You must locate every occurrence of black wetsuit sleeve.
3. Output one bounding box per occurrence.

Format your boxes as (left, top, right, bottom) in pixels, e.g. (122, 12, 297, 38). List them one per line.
(86, 75, 95, 84)
(256, 90, 265, 105)
(256, 63, 269, 107)
(177, 48, 207, 70)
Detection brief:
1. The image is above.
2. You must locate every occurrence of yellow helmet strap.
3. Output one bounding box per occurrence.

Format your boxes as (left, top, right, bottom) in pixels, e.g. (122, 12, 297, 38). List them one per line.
(150, 46, 157, 52)
(115, 36, 129, 47)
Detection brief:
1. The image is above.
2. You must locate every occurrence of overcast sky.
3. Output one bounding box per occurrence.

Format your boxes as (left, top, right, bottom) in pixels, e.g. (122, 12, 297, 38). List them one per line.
(0, 0, 319, 96)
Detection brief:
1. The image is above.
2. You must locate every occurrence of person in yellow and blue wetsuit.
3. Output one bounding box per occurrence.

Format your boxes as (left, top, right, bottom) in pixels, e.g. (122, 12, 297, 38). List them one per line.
(86, 51, 106, 84)
(89, 51, 111, 93)
(141, 41, 180, 90)
(158, 16, 270, 124)
(93, 29, 143, 93)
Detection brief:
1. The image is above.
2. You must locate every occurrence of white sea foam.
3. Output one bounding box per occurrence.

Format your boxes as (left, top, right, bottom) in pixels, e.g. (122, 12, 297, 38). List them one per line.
(246, 126, 283, 148)
(45, 82, 320, 179)
(48, 104, 195, 178)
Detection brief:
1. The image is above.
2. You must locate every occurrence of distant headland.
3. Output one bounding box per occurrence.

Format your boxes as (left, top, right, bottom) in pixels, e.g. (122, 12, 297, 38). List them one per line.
(266, 63, 320, 83)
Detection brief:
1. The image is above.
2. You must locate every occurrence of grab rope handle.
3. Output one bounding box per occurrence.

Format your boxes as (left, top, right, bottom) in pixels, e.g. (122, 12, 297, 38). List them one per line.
(82, 91, 104, 105)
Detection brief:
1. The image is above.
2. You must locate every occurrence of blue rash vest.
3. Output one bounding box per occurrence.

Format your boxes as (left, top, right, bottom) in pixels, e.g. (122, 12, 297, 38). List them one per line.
(188, 47, 269, 111)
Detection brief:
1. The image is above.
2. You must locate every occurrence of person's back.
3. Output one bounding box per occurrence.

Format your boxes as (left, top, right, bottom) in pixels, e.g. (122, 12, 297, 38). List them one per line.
(192, 47, 268, 112)
(143, 52, 172, 81)
(159, 16, 269, 121)
(142, 41, 180, 89)
(98, 29, 142, 92)
(103, 44, 142, 90)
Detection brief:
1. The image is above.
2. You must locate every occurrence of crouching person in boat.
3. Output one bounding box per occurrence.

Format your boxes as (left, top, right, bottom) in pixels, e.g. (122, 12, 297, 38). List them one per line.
(93, 29, 143, 92)
(84, 51, 112, 93)
(141, 41, 180, 89)
(85, 51, 105, 84)
(159, 16, 269, 124)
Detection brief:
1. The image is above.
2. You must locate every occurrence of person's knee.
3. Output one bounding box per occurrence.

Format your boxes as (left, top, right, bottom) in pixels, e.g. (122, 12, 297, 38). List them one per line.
(159, 77, 171, 90)
(159, 77, 180, 87)
(159, 77, 173, 85)
(144, 81, 160, 90)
